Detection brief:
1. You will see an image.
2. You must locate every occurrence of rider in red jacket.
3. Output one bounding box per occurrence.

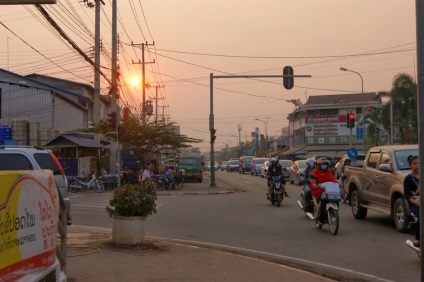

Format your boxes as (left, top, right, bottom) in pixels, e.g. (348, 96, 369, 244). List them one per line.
(310, 158, 338, 200)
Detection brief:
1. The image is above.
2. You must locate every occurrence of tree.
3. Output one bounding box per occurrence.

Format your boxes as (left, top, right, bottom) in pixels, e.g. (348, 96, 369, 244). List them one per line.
(375, 73, 418, 144)
(75, 117, 203, 163)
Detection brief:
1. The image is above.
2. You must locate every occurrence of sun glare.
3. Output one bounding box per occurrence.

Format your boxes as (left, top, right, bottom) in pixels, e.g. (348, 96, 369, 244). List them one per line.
(131, 77, 140, 85)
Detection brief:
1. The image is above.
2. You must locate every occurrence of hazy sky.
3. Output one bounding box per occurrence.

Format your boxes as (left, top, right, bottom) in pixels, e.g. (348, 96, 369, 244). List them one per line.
(0, 1, 417, 152)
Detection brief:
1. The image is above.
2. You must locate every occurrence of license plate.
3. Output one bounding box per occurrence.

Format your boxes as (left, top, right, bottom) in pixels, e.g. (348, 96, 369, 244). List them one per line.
(275, 190, 282, 195)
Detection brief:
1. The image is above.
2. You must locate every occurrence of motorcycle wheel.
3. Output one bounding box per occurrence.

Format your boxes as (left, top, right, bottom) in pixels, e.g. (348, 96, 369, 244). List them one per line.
(328, 207, 339, 235)
(174, 176, 184, 190)
(94, 181, 105, 193)
(69, 179, 82, 193)
(271, 192, 276, 205)
(155, 179, 165, 191)
(276, 193, 283, 207)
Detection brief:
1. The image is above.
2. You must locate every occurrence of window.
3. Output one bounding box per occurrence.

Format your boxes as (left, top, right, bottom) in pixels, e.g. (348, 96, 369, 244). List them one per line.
(367, 152, 380, 169)
(179, 158, 201, 165)
(0, 154, 33, 170)
(34, 153, 61, 175)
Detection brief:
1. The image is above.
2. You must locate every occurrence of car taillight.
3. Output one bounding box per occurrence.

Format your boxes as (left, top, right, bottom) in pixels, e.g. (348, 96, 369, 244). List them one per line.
(50, 152, 66, 180)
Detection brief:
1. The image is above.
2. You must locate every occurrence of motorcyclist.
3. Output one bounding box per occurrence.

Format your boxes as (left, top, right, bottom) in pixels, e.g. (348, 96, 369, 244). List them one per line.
(302, 158, 315, 211)
(267, 158, 290, 197)
(310, 158, 338, 220)
(162, 164, 174, 185)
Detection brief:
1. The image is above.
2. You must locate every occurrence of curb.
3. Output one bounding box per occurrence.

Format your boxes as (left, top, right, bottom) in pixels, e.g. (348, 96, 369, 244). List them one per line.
(156, 190, 237, 196)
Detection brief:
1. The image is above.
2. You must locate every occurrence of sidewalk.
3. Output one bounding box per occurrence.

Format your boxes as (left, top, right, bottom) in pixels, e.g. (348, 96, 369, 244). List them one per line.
(155, 173, 238, 195)
(65, 175, 336, 282)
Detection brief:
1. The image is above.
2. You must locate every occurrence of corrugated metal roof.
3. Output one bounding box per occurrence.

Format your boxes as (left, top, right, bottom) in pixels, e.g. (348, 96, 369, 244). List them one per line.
(44, 135, 103, 148)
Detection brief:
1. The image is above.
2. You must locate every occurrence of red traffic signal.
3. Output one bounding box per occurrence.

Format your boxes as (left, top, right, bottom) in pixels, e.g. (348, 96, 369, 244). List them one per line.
(348, 113, 355, 128)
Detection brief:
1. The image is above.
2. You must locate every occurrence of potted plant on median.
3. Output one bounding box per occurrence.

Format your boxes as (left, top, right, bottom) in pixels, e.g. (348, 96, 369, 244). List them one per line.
(106, 181, 157, 244)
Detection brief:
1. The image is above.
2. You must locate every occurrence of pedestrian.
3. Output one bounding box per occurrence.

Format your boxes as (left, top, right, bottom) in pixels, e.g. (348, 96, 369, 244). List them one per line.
(139, 163, 153, 184)
(404, 155, 420, 247)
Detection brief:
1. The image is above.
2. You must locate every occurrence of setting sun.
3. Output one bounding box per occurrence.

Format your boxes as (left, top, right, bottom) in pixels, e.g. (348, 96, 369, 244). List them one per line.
(130, 77, 140, 85)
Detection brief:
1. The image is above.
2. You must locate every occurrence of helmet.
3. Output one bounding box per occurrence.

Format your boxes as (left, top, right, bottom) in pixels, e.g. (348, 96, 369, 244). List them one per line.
(317, 158, 330, 171)
(306, 158, 315, 168)
(164, 164, 169, 169)
(270, 158, 278, 165)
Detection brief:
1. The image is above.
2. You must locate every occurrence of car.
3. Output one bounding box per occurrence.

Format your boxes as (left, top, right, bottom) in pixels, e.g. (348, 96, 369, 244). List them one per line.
(220, 160, 229, 171)
(260, 160, 270, 178)
(0, 146, 71, 224)
(226, 159, 239, 172)
(239, 156, 254, 174)
(278, 159, 293, 180)
(251, 157, 267, 176)
(288, 160, 308, 185)
(205, 161, 219, 171)
(334, 154, 366, 178)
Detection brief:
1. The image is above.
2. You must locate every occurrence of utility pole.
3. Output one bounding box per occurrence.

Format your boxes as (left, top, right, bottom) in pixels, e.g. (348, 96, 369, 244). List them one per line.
(238, 124, 242, 146)
(132, 42, 155, 124)
(93, 0, 104, 123)
(153, 85, 164, 124)
(158, 105, 169, 123)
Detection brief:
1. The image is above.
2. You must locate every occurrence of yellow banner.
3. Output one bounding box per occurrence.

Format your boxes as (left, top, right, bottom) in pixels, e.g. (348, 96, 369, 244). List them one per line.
(0, 170, 59, 282)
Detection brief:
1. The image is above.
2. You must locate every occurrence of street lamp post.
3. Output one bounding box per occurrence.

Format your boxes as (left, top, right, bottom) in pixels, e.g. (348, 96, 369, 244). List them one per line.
(340, 67, 366, 154)
(255, 118, 269, 157)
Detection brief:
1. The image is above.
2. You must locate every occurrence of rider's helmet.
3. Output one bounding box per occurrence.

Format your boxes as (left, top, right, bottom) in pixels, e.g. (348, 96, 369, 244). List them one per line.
(317, 158, 330, 171)
(270, 158, 278, 166)
(306, 158, 315, 169)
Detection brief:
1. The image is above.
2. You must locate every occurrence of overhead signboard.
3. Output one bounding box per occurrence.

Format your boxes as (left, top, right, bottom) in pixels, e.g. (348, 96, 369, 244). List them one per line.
(0, 0, 56, 4)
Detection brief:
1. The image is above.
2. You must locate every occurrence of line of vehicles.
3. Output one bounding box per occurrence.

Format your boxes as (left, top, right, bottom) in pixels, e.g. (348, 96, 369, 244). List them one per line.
(212, 144, 420, 243)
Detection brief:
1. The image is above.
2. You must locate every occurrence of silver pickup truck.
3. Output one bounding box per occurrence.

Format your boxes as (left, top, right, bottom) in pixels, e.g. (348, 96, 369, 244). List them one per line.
(343, 144, 418, 232)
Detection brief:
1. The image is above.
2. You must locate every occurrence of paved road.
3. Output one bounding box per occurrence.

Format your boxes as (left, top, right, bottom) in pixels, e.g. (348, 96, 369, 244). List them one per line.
(69, 171, 421, 281)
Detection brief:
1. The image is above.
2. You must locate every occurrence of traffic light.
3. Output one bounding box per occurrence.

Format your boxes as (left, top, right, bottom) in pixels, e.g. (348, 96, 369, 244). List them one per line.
(283, 66, 294, 90)
(348, 113, 355, 128)
(107, 111, 117, 129)
(211, 128, 217, 143)
(283, 66, 294, 89)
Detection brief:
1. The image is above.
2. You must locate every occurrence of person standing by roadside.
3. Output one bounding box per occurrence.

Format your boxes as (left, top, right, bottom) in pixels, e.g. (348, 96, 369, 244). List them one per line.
(139, 163, 153, 184)
(404, 155, 420, 247)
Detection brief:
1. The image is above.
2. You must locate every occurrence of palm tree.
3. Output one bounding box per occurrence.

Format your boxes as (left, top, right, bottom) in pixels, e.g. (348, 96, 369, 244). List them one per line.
(374, 73, 417, 144)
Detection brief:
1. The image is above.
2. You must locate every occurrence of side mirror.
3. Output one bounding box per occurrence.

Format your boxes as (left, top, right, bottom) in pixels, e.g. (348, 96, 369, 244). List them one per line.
(379, 163, 392, 173)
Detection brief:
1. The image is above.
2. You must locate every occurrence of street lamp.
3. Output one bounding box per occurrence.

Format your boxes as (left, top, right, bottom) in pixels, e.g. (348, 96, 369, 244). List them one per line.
(255, 118, 269, 157)
(340, 67, 366, 154)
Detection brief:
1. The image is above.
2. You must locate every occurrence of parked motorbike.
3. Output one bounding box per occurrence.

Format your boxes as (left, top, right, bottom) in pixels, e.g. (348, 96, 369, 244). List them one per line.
(154, 169, 185, 191)
(302, 182, 342, 235)
(69, 172, 105, 193)
(267, 175, 284, 207)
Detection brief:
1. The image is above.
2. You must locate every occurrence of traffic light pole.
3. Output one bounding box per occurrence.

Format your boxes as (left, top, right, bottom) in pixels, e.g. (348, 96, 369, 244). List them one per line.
(209, 70, 311, 187)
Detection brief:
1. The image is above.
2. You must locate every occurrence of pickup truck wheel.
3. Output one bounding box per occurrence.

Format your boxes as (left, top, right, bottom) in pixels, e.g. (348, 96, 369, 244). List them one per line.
(351, 190, 367, 219)
(393, 198, 410, 233)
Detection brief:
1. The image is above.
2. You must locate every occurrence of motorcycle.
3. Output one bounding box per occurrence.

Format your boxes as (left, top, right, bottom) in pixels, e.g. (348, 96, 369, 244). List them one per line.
(267, 175, 284, 207)
(69, 172, 105, 193)
(154, 169, 185, 191)
(302, 182, 342, 235)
